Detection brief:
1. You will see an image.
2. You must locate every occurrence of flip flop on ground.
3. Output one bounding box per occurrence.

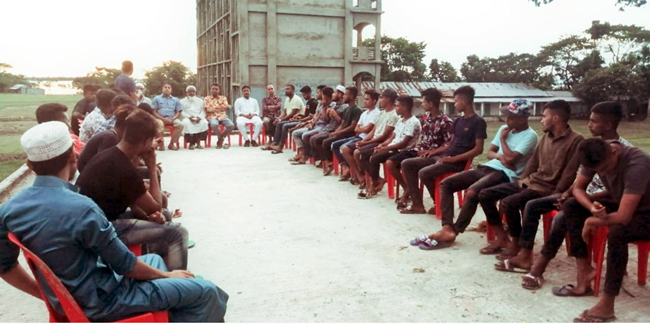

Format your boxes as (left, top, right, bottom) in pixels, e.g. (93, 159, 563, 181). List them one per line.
(573, 310, 616, 323)
(521, 273, 544, 290)
(172, 209, 183, 218)
(479, 245, 503, 255)
(553, 284, 594, 297)
(400, 206, 427, 214)
(418, 238, 452, 250)
(494, 259, 530, 273)
(410, 234, 428, 246)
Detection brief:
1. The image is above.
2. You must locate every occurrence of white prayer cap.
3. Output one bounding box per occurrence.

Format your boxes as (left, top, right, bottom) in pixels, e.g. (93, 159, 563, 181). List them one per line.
(135, 82, 145, 89)
(21, 122, 73, 162)
(186, 85, 196, 92)
(336, 85, 346, 93)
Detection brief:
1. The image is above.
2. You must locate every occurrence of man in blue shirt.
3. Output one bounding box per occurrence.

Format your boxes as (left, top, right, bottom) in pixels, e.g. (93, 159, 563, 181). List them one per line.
(115, 60, 137, 101)
(0, 122, 228, 322)
(151, 83, 184, 150)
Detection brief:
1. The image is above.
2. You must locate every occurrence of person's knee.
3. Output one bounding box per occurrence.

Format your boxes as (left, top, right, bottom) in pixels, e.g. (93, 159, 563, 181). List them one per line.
(477, 189, 493, 204)
(561, 197, 582, 213)
(465, 189, 478, 202)
(440, 178, 452, 192)
(501, 196, 518, 214)
(165, 225, 186, 244)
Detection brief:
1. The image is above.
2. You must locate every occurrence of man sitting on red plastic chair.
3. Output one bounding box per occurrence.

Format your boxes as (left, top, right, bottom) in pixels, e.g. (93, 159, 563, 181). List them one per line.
(414, 99, 538, 250)
(565, 139, 650, 323)
(0, 122, 228, 322)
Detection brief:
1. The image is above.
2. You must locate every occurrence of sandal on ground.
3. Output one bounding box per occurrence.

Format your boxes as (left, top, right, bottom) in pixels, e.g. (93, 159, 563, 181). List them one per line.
(494, 259, 530, 273)
(223, 144, 230, 149)
(410, 234, 428, 246)
(573, 310, 616, 323)
(521, 273, 544, 290)
(427, 207, 436, 215)
(271, 150, 282, 154)
(291, 161, 306, 165)
(338, 176, 351, 182)
(418, 238, 452, 250)
(358, 191, 378, 200)
(479, 245, 503, 255)
(396, 202, 408, 209)
(163, 191, 172, 198)
(323, 169, 333, 176)
(400, 206, 427, 214)
(350, 178, 361, 186)
(495, 252, 516, 261)
(260, 146, 273, 151)
(187, 240, 196, 249)
(172, 209, 183, 219)
(553, 284, 594, 297)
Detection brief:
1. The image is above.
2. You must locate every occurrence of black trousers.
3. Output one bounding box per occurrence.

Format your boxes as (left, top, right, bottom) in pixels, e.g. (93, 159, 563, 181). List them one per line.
(478, 182, 543, 238)
(604, 213, 650, 295)
(439, 167, 509, 234)
(518, 193, 562, 250)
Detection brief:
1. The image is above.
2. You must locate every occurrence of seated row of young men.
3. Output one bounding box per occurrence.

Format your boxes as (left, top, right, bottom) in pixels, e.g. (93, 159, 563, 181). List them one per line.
(0, 107, 229, 321)
(271, 84, 649, 322)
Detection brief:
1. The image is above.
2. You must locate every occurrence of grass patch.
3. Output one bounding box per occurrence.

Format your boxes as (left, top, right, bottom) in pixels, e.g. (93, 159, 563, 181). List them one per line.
(0, 93, 81, 119)
(0, 159, 26, 183)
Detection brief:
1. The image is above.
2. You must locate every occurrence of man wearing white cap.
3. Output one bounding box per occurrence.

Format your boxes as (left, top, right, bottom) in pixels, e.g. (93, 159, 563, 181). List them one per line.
(135, 82, 152, 106)
(0, 121, 228, 322)
(180, 86, 208, 149)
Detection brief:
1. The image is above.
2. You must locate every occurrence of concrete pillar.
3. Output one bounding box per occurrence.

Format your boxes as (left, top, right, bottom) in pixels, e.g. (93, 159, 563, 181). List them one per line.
(356, 29, 363, 47)
(443, 102, 448, 115)
(239, 0, 250, 88)
(344, 0, 353, 86)
(480, 102, 485, 117)
(533, 102, 538, 116)
(267, 1, 277, 88)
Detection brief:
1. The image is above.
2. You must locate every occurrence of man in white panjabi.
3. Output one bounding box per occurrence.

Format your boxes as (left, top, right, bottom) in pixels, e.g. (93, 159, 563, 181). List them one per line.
(180, 86, 209, 150)
(234, 85, 263, 147)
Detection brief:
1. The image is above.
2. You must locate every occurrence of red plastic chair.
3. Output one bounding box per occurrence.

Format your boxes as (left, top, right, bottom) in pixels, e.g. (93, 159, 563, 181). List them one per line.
(217, 125, 232, 147)
(432, 159, 473, 219)
(333, 155, 340, 176)
(591, 227, 649, 296)
(7, 233, 169, 323)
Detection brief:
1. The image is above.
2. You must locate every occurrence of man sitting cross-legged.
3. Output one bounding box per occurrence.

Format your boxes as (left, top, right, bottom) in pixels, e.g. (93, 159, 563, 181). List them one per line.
(267, 84, 305, 153)
(417, 99, 538, 249)
(520, 101, 633, 294)
(386, 88, 453, 210)
(399, 86, 487, 214)
(76, 110, 190, 271)
(359, 95, 421, 199)
(354, 88, 400, 190)
(565, 139, 650, 323)
(0, 121, 228, 322)
(290, 85, 327, 164)
(480, 100, 583, 267)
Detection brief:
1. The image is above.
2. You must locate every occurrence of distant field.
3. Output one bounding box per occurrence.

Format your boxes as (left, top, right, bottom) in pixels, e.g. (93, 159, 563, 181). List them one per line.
(0, 93, 648, 181)
(0, 94, 82, 181)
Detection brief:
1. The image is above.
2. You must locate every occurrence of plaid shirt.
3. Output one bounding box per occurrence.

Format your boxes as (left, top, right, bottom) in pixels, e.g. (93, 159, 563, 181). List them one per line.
(414, 112, 453, 151)
(79, 108, 111, 142)
(262, 96, 282, 119)
(94, 116, 116, 135)
(204, 95, 229, 121)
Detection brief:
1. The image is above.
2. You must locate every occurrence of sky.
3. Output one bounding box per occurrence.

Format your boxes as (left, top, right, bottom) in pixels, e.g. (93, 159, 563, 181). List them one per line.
(1, 0, 649, 79)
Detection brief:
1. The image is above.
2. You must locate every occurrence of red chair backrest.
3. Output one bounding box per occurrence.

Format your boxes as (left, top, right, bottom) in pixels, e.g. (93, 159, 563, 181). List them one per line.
(7, 233, 90, 322)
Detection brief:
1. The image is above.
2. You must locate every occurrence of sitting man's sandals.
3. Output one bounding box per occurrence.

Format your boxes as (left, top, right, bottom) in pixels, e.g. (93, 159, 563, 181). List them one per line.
(573, 310, 616, 323)
(399, 206, 426, 214)
(418, 238, 452, 250)
(494, 259, 530, 273)
(552, 284, 594, 297)
(521, 273, 544, 290)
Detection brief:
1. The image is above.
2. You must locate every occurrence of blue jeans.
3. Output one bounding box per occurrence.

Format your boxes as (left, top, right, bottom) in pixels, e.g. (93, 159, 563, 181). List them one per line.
(301, 129, 324, 158)
(112, 218, 188, 271)
(332, 136, 361, 166)
(91, 254, 229, 322)
(209, 118, 234, 138)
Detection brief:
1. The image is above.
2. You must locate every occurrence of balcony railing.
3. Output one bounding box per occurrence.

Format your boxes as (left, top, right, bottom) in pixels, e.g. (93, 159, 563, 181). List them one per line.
(353, 0, 378, 10)
(352, 47, 377, 61)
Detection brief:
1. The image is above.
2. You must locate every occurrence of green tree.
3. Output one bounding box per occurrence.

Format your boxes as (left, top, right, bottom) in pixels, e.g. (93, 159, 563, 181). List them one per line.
(72, 67, 121, 90)
(459, 53, 553, 89)
(0, 63, 31, 93)
(573, 63, 645, 111)
(429, 59, 460, 82)
(143, 61, 194, 98)
(537, 35, 595, 89)
(587, 20, 650, 63)
(530, 0, 647, 10)
(364, 36, 427, 81)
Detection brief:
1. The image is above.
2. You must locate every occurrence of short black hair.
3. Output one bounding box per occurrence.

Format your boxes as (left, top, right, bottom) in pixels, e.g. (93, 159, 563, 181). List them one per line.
(122, 60, 133, 73)
(82, 85, 99, 94)
(211, 83, 221, 89)
(365, 89, 380, 102)
(300, 85, 312, 94)
(396, 95, 414, 110)
(242, 85, 251, 91)
(544, 100, 571, 123)
(321, 87, 334, 98)
(96, 89, 117, 109)
(453, 86, 475, 104)
(30, 146, 74, 176)
(317, 85, 326, 91)
(578, 138, 610, 169)
(111, 94, 134, 109)
(137, 102, 154, 115)
(114, 104, 136, 129)
(35, 103, 68, 124)
(123, 110, 158, 145)
(421, 88, 442, 108)
(346, 87, 359, 99)
(286, 84, 296, 91)
(591, 101, 623, 129)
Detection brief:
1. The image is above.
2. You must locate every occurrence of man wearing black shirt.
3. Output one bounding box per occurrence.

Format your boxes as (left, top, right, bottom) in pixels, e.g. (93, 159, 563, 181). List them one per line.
(71, 85, 99, 136)
(77, 110, 188, 270)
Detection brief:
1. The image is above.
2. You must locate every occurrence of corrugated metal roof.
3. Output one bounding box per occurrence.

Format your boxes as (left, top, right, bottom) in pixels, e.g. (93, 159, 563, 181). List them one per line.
(361, 82, 552, 98)
(9, 84, 27, 90)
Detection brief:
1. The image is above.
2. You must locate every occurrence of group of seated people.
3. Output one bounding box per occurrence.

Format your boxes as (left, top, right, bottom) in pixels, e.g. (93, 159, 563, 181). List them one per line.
(260, 84, 650, 323)
(0, 93, 229, 321)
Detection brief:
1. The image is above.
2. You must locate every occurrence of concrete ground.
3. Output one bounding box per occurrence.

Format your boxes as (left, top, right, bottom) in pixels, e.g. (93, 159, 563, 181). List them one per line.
(0, 136, 649, 322)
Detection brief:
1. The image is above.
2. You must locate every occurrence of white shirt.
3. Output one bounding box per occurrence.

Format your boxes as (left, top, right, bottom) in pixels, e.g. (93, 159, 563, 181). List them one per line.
(284, 95, 305, 115)
(390, 115, 422, 151)
(234, 97, 260, 117)
(357, 108, 381, 139)
(180, 96, 205, 119)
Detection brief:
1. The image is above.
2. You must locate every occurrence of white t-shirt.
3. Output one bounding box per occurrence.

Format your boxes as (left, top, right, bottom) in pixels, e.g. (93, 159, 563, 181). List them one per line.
(372, 109, 400, 140)
(284, 95, 305, 115)
(357, 108, 381, 139)
(390, 115, 422, 151)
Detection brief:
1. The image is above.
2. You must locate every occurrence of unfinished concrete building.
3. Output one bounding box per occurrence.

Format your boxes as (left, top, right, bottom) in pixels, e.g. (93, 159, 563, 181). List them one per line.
(196, 0, 383, 102)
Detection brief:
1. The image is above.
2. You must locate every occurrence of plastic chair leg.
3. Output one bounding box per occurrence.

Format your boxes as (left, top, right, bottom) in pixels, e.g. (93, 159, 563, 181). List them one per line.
(592, 226, 610, 297)
(637, 242, 649, 286)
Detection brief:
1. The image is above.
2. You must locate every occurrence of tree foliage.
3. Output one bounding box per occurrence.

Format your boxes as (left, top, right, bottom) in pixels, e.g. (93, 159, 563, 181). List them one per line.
(429, 59, 460, 82)
(364, 36, 427, 81)
(537, 36, 596, 89)
(72, 67, 121, 90)
(459, 53, 554, 89)
(143, 61, 194, 98)
(587, 20, 650, 63)
(0, 63, 32, 93)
